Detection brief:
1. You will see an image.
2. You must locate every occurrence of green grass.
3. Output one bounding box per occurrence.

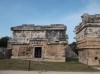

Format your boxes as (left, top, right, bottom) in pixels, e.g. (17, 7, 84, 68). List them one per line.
(0, 59, 99, 72)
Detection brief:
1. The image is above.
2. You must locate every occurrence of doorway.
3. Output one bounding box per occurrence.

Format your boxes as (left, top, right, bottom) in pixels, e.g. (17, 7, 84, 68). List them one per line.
(34, 47, 42, 58)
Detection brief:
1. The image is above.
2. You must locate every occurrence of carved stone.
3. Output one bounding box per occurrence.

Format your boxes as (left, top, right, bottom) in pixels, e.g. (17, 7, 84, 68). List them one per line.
(74, 13, 100, 65)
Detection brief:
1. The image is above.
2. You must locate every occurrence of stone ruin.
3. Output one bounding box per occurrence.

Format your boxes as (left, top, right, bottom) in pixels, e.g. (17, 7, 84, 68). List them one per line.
(74, 13, 100, 65)
(8, 24, 76, 62)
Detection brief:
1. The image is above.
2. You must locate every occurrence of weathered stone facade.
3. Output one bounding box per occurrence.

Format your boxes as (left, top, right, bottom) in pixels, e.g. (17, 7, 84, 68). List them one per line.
(74, 13, 100, 65)
(8, 24, 68, 62)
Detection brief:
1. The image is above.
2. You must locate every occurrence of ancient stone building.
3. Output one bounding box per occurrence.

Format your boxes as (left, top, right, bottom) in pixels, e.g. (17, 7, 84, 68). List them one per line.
(8, 24, 68, 62)
(74, 13, 100, 65)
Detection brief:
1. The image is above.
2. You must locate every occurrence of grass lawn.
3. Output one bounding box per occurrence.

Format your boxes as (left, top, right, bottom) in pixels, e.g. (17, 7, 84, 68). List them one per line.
(0, 58, 99, 72)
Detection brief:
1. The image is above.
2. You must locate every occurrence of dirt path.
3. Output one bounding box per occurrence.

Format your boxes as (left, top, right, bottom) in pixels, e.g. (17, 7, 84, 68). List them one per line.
(0, 71, 100, 74)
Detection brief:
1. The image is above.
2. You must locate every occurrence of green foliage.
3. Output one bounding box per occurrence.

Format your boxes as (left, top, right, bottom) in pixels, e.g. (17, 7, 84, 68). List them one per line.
(0, 36, 10, 47)
(69, 42, 78, 55)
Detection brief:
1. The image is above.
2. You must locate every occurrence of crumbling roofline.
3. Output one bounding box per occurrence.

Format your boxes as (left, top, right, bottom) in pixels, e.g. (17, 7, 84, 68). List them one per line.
(75, 24, 100, 34)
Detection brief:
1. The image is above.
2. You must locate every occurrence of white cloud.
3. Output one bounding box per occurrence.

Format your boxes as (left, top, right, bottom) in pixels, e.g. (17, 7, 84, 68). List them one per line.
(84, 0, 100, 14)
(55, 0, 100, 43)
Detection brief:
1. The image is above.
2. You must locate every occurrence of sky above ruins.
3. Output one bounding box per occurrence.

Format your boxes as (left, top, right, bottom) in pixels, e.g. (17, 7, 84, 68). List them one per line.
(0, 0, 100, 43)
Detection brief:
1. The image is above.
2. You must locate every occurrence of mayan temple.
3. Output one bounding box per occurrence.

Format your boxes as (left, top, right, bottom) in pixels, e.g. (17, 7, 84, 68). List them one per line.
(7, 24, 70, 62)
(74, 13, 100, 65)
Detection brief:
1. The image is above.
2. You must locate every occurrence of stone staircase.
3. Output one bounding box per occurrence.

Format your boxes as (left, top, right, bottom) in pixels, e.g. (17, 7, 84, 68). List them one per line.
(66, 45, 77, 58)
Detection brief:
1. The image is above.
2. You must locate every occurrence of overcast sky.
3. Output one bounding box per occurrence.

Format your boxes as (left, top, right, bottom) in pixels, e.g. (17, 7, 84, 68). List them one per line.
(0, 0, 100, 43)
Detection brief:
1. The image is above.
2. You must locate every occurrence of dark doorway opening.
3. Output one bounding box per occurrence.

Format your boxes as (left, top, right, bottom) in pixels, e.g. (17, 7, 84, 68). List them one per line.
(95, 57, 98, 60)
(34, 47, 42, 58)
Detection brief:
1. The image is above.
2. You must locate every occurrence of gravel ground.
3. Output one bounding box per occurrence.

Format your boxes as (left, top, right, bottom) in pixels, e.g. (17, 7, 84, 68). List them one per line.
(0, 71, 100, 74)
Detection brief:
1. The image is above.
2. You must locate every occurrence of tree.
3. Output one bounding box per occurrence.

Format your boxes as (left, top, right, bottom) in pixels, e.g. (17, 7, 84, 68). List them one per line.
(69, 42, 78, 55)
(0, 36, 10, 47)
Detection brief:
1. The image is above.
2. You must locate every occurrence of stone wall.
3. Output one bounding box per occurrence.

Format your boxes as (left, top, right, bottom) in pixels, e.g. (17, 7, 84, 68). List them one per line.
(11, 40, 66, 62)
(79, 49, 100, 65)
